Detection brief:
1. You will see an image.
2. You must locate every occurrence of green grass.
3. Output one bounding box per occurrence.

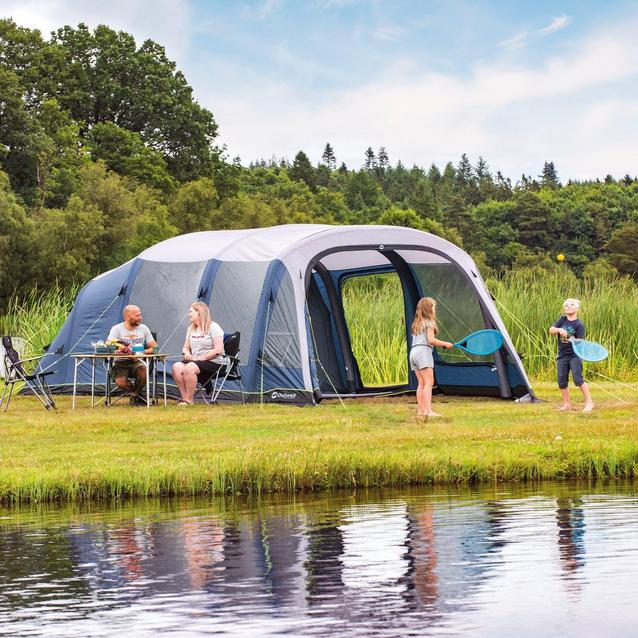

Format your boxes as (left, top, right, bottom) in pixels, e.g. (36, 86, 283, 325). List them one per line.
(0, 381, 637, 504)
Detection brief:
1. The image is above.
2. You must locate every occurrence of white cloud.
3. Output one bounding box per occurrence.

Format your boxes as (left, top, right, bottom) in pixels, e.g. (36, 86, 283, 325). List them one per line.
(540, 15, 570, 36)
(209, 19, 638, 180)
(499, 31, 529, 50)
(501, 14, 571, 50)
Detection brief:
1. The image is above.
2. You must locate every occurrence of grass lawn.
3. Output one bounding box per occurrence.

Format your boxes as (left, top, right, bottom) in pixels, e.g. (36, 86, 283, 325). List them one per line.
(0, 381, 637, 503)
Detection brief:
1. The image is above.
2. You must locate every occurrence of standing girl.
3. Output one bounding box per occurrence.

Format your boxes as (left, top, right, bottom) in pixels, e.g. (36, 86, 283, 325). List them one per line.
(172, 301, 225, 405)
(409, 297, 453, 418)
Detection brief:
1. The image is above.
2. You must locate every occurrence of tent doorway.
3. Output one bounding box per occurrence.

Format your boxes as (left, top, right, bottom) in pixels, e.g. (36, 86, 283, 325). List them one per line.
(341, 272, 408, 388)
(306, 247, 421, 398)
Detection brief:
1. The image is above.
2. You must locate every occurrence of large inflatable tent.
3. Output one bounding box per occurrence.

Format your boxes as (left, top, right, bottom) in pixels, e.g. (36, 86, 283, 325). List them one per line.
(41, 224, 535, 404)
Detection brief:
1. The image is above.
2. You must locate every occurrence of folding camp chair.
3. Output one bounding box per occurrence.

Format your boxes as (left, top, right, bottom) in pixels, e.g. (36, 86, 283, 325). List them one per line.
(0, 336, 57, 411)
(197, 331, 244, 404)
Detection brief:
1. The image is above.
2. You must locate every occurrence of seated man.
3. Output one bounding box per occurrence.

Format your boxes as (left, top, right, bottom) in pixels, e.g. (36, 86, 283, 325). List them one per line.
(107, 304, 157, 405)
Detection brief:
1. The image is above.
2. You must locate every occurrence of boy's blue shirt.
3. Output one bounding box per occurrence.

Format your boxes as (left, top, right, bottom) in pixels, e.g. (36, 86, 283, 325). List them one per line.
(552, 316, 585, 359)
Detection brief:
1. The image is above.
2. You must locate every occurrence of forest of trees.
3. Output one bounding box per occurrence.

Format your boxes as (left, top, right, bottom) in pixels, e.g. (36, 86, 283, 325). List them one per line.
(1, 19, 638, 309)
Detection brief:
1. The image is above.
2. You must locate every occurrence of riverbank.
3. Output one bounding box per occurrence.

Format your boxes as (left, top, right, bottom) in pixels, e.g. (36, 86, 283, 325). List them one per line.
(1, 381, 637, 503)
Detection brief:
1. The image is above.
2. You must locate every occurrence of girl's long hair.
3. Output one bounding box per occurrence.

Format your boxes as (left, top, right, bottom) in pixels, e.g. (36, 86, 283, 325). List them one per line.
(411, 297, 438, 336)
(187, 301, 212, 336)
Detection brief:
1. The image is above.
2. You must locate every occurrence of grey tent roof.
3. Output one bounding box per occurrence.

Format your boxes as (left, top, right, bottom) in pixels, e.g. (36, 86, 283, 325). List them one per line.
(138, 224, 475, 271)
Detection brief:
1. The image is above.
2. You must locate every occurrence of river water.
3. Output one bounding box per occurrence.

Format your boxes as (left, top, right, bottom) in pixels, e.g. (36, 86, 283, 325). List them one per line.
(1, 481, 637, 637)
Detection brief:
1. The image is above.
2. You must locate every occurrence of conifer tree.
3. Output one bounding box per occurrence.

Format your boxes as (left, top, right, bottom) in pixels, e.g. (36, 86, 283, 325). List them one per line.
(378, 146, 389, 170)
(540, 161, 560, 189)
(288, 151, 316, 190)
(321, 143, 336, 170)
(364, 147, 376, 171)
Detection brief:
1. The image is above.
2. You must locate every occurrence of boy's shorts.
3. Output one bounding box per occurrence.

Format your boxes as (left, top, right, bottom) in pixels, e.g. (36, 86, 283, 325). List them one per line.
(110, 359, 145, 381)
(557, 356, 584, 389)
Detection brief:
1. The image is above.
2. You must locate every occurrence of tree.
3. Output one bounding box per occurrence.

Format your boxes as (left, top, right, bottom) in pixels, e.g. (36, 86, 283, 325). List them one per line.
(363, 147, 376, 171)
(378, 146, 389, 171)
(606, 221, 638, 278)
(32, 99, 86, 210)
(0, 20, 219, 183)
(0, 67, 40, 206)
(71, 161, 175, 271)
(288, 151, 316, 190)
(321, 143, 336, 170)
(494, 171, 513, 200)
(455, 153, 474, 189)
(0, 171, 33, 304)
(475, 156, 496, 201)
(406, 180, 438, 220)
(168, 178, 219, 234)
(344, 170, 388, 215)
(540, 161, 560, 189)
(88, 122, 177, 194)
(513, 192, 554, 250)
(427, 163, 442, 186)
(31, 195, 104, 285)
(213, 193, 277, 230)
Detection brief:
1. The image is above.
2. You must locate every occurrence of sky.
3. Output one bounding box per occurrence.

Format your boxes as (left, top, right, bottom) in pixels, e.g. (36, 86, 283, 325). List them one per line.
(2, 0, 638, 181)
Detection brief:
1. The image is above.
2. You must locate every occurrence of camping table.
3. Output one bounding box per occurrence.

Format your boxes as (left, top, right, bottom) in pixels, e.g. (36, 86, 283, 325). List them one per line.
(70, 353, 168, 410)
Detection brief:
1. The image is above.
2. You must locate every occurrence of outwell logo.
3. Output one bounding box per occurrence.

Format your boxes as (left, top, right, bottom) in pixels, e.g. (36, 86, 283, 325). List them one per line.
(271, 391, 297, 400)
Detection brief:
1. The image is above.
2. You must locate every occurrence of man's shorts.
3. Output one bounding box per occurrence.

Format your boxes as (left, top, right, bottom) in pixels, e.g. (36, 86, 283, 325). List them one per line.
(110, 359, 146, 381)
(557, 355, 584, 389)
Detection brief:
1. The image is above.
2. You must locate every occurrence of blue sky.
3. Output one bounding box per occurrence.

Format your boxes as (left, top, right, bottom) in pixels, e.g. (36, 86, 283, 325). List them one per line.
(3, 0, 638, 180)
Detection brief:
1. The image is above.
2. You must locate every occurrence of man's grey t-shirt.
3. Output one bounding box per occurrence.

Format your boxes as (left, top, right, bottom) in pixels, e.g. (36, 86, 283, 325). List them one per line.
(107, 323, 153, 349)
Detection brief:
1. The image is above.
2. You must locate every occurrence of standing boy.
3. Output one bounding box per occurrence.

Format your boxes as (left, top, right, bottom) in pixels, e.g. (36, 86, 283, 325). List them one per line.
(548, 298, 594, 412)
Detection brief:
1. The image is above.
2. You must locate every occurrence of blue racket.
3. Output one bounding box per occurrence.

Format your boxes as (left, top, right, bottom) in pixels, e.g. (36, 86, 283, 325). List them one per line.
(453, 329, 504, 356)
(569, 338, 608, 362)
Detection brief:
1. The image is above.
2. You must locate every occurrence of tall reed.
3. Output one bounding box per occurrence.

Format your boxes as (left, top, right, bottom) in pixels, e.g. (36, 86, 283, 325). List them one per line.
(488, 269, 638, 380)
(1, 270, 636, 385)
(342, 274, 407, 386)
(342, 268, 638, 384)
(0, 285, 78, 359)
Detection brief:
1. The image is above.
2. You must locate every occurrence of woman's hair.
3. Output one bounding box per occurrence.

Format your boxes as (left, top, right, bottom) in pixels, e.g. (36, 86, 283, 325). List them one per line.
(187, 301, 212, 336)
(411, 297, 438, 336)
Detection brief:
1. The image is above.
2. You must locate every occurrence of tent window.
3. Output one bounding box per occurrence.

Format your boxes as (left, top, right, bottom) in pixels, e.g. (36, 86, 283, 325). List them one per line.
(341, 272, 408, 387)
(412, 264, 491, 363)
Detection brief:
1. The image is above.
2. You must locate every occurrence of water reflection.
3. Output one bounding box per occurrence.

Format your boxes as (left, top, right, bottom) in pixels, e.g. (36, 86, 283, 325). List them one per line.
(1, 482, 637, 636)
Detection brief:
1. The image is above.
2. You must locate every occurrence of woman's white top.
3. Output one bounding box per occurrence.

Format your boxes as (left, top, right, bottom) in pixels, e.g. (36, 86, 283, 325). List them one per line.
(188, 322, 225, 363)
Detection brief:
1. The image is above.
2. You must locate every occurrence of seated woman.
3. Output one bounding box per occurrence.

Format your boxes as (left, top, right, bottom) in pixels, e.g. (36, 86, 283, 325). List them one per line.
(172, 301, 225, 405)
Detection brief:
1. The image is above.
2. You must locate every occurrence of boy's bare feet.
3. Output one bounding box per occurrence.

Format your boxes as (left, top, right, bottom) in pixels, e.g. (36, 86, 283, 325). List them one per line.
(557, 404, 571, 411)
(426, 411, 443, 417)
(582, 402, 594, 413)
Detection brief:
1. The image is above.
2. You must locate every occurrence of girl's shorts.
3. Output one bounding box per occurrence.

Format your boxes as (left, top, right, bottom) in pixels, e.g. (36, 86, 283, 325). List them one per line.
(410, 345, 434, 371)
